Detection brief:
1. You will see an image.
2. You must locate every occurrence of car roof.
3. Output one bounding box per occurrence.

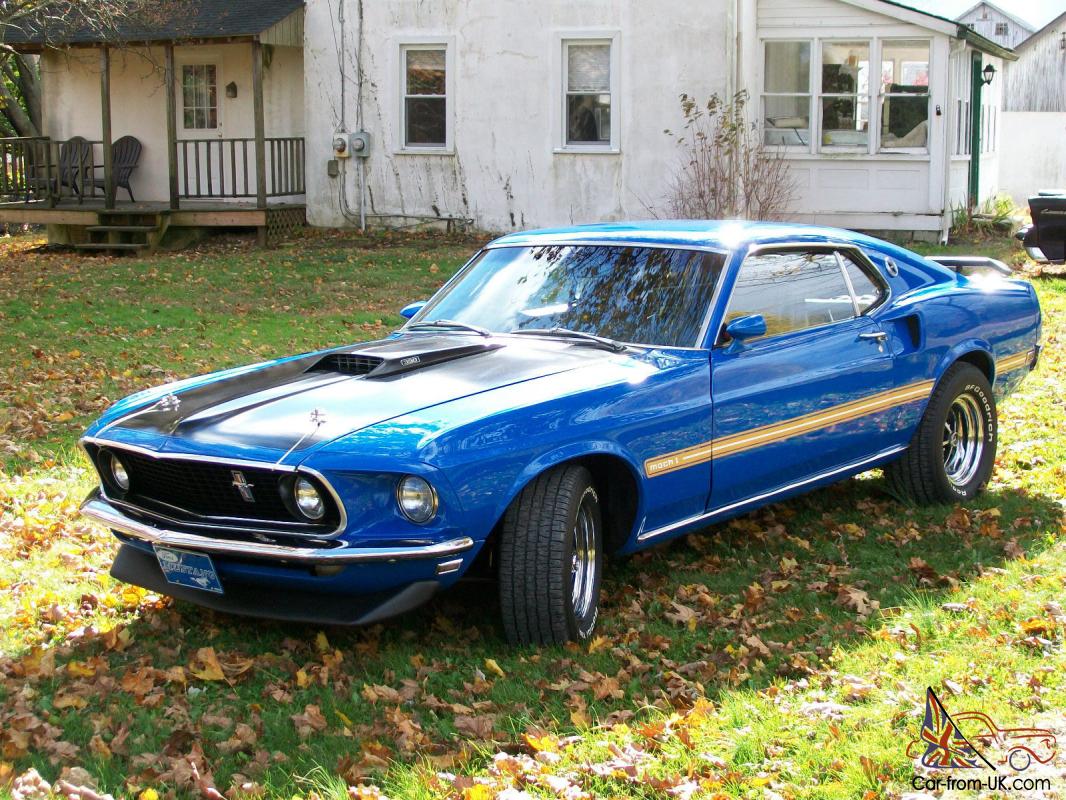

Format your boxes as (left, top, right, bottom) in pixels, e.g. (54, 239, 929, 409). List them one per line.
(487, 220, 889, 253)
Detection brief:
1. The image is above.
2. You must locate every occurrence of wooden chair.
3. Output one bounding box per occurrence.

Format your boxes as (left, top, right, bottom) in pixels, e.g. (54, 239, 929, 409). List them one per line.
(25, 136, 93, 202)
(93, 136, 142, 202)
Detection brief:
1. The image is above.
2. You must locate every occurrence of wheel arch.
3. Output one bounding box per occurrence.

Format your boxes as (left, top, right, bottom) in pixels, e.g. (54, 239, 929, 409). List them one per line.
(935, 340, 996, 385)
(486, 444, 644, 557)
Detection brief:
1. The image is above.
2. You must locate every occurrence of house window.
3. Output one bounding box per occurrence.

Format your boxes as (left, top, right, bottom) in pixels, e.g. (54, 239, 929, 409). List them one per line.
(994, 22, 1009, 36)
(763, 41, 811, 146)
(182, 65, 218, 129)
(402, 45, 447, 148)
(563, 40, 614, 147)
(820, 41, 869, 149)
(880, 40, 930, 151)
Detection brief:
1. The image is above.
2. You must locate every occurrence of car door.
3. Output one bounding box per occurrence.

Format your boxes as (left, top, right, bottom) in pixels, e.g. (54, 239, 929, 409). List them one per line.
(708, 245, 898, 509)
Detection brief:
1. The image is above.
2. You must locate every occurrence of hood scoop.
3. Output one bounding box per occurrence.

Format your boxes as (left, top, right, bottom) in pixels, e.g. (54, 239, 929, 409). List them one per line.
(308, 336, 504, 379)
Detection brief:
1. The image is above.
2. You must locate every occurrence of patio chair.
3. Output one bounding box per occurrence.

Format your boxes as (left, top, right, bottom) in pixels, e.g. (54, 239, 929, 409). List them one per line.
(92, 135, 142, 202)
(24, 136, 93, 202)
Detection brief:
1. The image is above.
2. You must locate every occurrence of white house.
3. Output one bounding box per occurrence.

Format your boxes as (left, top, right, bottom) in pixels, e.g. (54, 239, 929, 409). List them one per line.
(957, 2, 1035, 50)
(1, 0, 1016, 248)
(305, 0, 1015, 240)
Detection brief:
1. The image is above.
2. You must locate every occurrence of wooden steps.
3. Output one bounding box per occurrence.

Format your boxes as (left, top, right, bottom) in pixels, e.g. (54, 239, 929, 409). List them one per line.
(76, 210, 170, 255)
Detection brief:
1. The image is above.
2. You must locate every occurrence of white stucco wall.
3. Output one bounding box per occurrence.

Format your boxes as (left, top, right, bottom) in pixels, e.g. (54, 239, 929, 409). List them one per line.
(304, 0, 734, 231)
(999, 112, 1066, 203)
(39, 43, 303, 203)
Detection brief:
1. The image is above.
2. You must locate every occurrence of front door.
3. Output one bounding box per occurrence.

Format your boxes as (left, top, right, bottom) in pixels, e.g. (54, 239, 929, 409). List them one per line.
(708, 246, 898, 509)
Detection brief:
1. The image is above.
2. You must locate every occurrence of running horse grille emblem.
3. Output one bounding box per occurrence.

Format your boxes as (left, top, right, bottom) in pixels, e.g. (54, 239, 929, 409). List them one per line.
(231, 471, 256, 503)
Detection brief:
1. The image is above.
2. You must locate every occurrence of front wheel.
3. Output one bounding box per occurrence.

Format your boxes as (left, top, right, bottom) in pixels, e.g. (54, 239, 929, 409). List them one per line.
(886, 363, 997, 504)
(498, 465, 603, 645)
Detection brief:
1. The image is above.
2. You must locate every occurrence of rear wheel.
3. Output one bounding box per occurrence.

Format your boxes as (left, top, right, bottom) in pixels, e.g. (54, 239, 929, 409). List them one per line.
(498, 465, 603, 645)
(886, 363, 997, 504)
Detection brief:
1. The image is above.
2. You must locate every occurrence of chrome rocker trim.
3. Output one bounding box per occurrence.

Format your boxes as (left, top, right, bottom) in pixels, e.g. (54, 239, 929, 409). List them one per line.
(81, 492, 475, 565)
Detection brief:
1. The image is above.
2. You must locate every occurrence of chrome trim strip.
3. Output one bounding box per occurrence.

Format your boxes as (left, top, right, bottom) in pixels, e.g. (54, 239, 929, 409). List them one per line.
(106, 495, 331, 537)
(81, 493, 474, 565)
(81, 437, 349, 539)
(82, 436, 297, 472)
(483, 240, 730, 256)
(636, 444, 908, 543)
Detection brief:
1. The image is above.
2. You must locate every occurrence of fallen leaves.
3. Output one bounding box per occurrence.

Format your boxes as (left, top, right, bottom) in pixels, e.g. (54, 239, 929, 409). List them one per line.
(290, 704, 328, 739)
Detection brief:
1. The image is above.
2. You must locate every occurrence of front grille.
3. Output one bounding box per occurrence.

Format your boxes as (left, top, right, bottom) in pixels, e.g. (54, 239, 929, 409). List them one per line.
(90, 445, 341, 534)
(311, 353, 383, 376)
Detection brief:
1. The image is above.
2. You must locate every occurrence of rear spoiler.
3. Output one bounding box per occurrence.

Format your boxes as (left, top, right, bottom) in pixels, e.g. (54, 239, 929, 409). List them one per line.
(925, 256, 1014, 278)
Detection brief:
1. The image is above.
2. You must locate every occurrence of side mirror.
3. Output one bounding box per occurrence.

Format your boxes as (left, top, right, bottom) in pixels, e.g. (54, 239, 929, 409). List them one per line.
(400, 301, 427, 320)
(723, 314, 767, 350)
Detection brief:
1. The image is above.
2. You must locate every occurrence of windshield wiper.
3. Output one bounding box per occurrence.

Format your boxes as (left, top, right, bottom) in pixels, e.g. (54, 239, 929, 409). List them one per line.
(407, 319, 492, 337)
(509, 327, 627, 353)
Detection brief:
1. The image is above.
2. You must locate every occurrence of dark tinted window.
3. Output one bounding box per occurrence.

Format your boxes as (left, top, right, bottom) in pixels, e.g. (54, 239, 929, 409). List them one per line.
(725, 251, 854, 340)
(419, 245, 726, 347)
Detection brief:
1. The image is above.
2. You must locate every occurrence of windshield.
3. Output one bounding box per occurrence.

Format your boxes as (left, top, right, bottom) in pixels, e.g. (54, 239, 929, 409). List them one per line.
(413, 244, 726, 347)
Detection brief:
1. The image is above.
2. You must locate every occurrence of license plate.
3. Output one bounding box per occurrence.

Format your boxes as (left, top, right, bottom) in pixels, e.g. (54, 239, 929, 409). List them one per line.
(153, 546, 224, 594)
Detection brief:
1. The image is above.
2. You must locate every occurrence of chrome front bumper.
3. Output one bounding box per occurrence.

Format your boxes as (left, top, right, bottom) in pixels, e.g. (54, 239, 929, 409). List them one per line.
(80, 491, 474, 566)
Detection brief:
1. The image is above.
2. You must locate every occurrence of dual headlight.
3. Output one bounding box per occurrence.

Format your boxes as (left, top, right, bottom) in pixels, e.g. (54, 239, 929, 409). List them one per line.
(293, 474, 437, 524)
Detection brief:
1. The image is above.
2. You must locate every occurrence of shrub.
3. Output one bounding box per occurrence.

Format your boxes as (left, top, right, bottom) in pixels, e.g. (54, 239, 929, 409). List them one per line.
(664, 91, 796, 221)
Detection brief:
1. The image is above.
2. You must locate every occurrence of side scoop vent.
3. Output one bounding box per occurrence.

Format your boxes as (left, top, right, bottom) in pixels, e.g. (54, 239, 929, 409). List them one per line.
(310, 353, 384, 376)
(308, 340, 503, 379)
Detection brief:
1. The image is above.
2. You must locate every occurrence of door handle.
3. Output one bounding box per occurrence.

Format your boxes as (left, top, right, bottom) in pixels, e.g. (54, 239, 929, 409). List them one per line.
(858, 330, 888, 352)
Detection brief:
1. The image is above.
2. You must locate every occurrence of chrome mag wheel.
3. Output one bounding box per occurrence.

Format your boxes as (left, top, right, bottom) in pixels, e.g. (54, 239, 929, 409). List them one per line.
(570, 496, 599, 620)
(943, 393, 986, 488)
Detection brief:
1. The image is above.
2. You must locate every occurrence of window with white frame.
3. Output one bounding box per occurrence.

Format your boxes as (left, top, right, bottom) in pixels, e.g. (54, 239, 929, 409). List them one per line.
(563, 39, 614, 148)
(763, 41, 811, 146)
(401, 44, 447, 148)
(761, 38, 933, 154)
(880, 40, 930, 151)
(181, 64, 218, 129)
(820, 41, 869, 149)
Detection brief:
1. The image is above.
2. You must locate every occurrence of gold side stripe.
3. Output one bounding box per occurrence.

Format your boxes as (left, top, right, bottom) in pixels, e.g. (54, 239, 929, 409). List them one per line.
(644, 380, 936, 478)
(995, 350, 1032, 375)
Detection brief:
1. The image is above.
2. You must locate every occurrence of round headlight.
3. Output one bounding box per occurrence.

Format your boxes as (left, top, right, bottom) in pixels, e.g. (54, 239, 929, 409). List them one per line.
(294, 477, 325, 520)
(108, 452, 130, 492)
(397, 476, 437, 524)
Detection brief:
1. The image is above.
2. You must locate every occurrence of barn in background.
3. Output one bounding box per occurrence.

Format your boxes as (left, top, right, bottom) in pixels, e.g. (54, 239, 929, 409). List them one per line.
(999, 11, 1066, 203)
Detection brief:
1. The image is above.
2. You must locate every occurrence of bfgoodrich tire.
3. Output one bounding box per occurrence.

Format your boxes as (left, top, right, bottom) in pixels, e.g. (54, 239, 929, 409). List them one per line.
(498, 464, 603, 645)
(886, 363, 997, 505)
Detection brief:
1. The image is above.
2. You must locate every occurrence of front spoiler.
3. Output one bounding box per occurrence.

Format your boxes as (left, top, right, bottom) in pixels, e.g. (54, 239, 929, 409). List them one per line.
(110, 544, 441, 625)
(80, 490, 474, 566)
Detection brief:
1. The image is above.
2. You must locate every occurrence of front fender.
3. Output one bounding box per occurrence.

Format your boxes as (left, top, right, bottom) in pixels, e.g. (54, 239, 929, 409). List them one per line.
(492, 440, 646, 534)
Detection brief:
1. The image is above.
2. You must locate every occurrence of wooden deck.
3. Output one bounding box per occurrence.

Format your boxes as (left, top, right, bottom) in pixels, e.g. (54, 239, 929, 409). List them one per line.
(0, 199, 307, 252)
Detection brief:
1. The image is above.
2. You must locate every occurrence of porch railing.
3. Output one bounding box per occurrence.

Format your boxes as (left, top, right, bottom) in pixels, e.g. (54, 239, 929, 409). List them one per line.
(177, 137, 306, 200)
(1, 135, 306, 207)
(0, 137, 103, 204)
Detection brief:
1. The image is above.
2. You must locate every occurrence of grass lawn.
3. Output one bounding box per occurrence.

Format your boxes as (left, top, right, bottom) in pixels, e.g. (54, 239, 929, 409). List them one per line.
(0, 229, 1063, 800)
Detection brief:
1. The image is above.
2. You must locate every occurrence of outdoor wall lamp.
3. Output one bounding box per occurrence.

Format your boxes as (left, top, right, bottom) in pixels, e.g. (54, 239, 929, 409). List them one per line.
(981, 63, 996, 85)
(226, 82, 238, 98)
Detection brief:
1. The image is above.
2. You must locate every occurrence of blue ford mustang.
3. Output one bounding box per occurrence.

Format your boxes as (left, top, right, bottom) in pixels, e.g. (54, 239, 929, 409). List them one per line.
(80, 221, 1041, 644)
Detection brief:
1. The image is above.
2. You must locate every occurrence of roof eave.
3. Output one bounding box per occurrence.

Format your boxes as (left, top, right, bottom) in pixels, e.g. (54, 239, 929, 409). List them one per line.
(958, 26, 1019, 60)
